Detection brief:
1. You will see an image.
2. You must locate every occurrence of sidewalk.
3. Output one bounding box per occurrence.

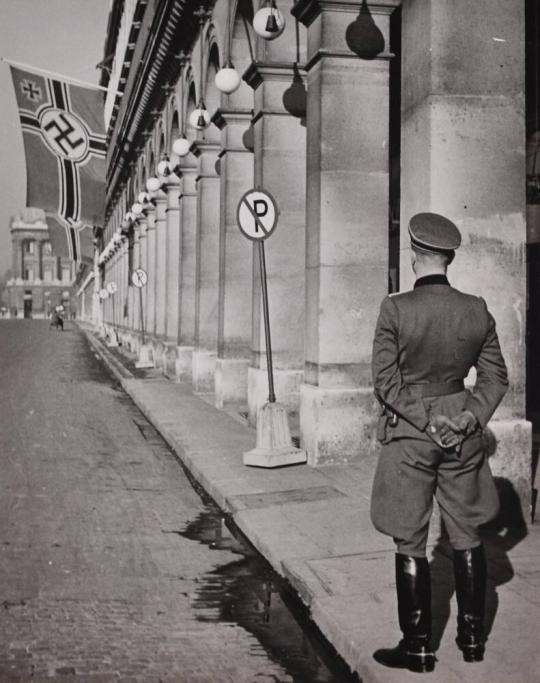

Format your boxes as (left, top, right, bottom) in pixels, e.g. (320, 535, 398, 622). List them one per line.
(84, 328, 540, 683)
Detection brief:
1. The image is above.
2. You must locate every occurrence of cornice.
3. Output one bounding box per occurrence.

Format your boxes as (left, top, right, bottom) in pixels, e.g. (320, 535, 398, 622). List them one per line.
(305, 47, 393, 70)
(243, 62, 306, 90)
(107, 0, 202, 208)
(211, 108, 253, 130)
(190, 140, 221, 157)
(292, 0, 400, 26)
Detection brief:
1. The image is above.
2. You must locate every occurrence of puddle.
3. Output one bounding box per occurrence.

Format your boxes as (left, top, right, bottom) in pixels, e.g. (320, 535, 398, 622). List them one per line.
(178, 509, 361, 683)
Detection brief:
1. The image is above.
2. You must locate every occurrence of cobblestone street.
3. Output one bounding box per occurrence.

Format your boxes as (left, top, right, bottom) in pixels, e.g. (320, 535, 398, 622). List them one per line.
(0, 321, 342, 683)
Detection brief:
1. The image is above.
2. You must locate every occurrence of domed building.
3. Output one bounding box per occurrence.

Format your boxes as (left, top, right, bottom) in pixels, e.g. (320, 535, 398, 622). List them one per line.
(7, 207, 75, 318)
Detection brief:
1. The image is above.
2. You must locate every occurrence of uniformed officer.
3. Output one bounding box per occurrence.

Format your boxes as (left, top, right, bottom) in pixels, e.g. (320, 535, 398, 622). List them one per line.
(370, 212, 508, 673)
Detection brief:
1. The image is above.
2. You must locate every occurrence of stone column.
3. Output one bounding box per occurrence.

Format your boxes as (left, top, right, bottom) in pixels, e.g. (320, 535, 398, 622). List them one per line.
(145, 207, 157, 339)
(154, 191, 168, 340)
(163, 174, 182, 376)
(176, 163, 198, 382)
(243, 63, 307, 425)
(38, 241, 44, 280)
(131, 223, 141, 346)
(12, 239, 20, 277)
(293, 0, 398, 464)
(92, 243, 101, 330)
(213, 109, 254, 409)
(191, 141, 221, 393)
(400, 0, 531, 511)
(137, 216, 148, 342)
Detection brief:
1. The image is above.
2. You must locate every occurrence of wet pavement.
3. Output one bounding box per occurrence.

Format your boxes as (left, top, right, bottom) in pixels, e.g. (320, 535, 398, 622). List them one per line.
(0, 320, 357, 682)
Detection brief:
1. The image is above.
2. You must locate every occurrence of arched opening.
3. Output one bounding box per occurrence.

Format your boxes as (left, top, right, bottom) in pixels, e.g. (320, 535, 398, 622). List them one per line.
(186, 82, 198, 142)
(229, 0, 255, 109)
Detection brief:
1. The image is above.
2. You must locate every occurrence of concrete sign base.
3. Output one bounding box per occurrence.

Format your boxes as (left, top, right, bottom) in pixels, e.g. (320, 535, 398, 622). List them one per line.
(243, 401, 306, 468)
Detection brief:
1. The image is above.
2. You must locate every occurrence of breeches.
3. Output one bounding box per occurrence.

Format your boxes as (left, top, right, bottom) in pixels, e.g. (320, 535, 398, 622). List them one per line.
(370, 433, 499, 557)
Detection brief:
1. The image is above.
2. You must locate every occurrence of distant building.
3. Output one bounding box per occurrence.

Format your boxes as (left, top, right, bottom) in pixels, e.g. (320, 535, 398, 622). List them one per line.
(6, 208, 75, 318)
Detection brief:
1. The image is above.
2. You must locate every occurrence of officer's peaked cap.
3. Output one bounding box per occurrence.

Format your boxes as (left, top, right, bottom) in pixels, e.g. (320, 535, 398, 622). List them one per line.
(408, 213, 461, 254)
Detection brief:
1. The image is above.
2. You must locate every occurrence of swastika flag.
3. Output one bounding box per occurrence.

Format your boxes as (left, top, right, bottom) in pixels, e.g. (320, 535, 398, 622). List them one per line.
(9, 66, 106, 263)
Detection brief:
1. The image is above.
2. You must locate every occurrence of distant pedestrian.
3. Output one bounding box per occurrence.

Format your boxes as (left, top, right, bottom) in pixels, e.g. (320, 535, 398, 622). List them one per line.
(370, 213, 508, 673)
(50, 308, 64, 331)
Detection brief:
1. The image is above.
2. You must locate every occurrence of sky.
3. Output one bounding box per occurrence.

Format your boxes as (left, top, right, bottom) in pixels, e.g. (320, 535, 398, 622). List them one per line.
(0, 0, 111, 276)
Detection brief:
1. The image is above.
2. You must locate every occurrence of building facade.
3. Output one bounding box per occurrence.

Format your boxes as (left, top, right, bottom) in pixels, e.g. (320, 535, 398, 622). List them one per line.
(78, 0, 537, 514)
(7, 208, 75, 318)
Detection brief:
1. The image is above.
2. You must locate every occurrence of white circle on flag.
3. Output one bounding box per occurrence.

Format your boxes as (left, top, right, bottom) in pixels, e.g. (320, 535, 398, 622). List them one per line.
(39, 107, 89, 162)
(237, 189, 278, 241)
(106, 282, 117, 294)
(131, 268, 148, 288)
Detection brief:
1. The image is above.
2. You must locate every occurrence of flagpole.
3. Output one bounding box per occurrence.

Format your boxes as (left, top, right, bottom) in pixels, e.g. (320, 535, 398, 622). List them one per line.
(1, 56, 121, 95)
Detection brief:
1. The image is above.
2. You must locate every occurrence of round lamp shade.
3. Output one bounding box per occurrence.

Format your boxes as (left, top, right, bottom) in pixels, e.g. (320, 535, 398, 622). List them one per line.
(189, 107, 210, 131)
(131, 202, 144, 216)
(146, 176, 161, 192)
(138, 191, 150, 204)
(157, 159, 170, 176)
(215, 67, 242, 94)
(252, 6, 285, 40)
(172, 136, 191, 157)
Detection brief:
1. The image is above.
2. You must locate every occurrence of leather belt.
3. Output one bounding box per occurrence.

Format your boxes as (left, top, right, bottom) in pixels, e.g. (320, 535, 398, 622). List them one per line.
(406, 380, 465, 397)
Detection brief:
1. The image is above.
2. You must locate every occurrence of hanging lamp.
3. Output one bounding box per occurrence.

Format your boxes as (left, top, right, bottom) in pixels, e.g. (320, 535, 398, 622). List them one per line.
(215, 3, 241, 93)
(253, 0, 285, 40)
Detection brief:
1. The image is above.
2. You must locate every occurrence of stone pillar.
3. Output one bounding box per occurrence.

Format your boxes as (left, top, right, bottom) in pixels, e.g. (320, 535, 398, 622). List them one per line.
(131, 224, 141, 343)
(400, 0, 531, 512)
(154, 191, 168, 338)
(176, 163, 198, 382)
(92, 243, 101, 329)
(137, 216, 149, 341)
(165, 175, 182, 341)
(11, 239, 19, 277)
(162, 175, 182, 376)
(243, 63, 307, 425)
(38, 241, 44, 280)
(191, 141, 221, 393)
(213, 109, 254, 408)
(293, 0, 398, 464)
(145, 207, 157, 338)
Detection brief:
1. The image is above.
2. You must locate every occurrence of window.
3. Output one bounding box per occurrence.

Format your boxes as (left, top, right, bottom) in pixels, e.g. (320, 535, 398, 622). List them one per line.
(24, 268, 34, 282)
(61, 265, 71, 283)
(42, 241, 52, 256)
(44, 267, 53, 283)
(24, 241, 35, 255)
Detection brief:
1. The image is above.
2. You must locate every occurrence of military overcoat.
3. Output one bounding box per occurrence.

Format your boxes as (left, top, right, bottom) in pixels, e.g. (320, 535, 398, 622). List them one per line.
(370, 277, 508, 551)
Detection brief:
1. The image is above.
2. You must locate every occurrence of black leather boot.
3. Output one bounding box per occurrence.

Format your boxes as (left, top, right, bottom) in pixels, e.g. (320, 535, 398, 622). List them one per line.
(373, 554, 435, 673)
(454, 545, 487, 662)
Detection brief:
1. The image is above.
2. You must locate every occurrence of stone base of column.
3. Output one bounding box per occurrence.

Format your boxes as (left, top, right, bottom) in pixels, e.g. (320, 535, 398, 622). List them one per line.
(247, 367, 303, 426)
(151, 340, 166, 369)
(192, 349, 217, 394)
(215, 358, 249, 409)
(300, 383, 381, 466)
(162, 343, 178, 379)
(484, 419, 532, 524)
(175, 346, 194, 383)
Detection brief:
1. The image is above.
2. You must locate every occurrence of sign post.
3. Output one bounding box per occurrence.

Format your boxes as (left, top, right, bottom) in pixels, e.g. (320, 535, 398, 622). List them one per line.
(131, 268, 153, 368)
(237, 188, 306, 468)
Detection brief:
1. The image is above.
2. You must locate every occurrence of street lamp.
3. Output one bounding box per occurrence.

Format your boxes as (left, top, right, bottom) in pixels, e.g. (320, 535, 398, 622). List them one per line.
(146, 176, 161, 192)
(253, 0, 285, 40)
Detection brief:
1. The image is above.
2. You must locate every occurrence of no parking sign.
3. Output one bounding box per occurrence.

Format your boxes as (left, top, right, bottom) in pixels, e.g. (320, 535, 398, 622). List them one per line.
(237, 188, 278, 241)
